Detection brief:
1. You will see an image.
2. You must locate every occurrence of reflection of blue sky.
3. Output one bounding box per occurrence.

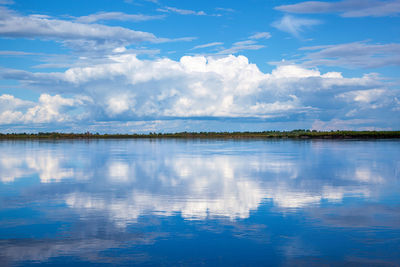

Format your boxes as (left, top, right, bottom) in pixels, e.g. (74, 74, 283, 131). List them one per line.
(0, 140, 399, 265)
(0, 140, 398, 220)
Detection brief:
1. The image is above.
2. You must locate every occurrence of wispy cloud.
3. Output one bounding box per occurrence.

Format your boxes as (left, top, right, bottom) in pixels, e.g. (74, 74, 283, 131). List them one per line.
(272, 15, 321, 38)
(275, 0, 400, 17)
(0, 8, 157, 42)
(76, 12, 165, 23)
(216, 44, 265, 55)
(0, 50, 39, 56)
(0, 7, 191, 53)
(192, 42, 223, 50)
(249, 32, 271, 40)
(213, 33, 270, 55)
(232, 40, 257, 46)
(215, 7, 235, 13)
(124, 0, 159, 4)
(0, 0, 14, 5)
(300, 41, 400, 68)
(157, 6, 206, 16)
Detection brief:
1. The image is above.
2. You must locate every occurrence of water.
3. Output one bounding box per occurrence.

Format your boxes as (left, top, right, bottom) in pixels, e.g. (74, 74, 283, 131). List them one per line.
(0, 139, 399, 266)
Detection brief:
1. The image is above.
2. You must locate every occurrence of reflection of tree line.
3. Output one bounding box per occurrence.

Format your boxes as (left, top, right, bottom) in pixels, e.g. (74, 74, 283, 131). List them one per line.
(1, 130, 399, 139)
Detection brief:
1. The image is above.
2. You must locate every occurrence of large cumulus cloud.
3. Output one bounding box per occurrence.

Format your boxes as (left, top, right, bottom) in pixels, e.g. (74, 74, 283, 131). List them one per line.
(0, 54, 398, 130)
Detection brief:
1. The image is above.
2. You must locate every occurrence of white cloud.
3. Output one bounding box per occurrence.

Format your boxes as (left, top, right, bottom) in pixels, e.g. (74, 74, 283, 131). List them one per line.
(0, 7, 189, 53)
(157, 6, 206, 16)
(106, 94, 135, 115)
(125, 0, 159, 3)
(0, 94, 32, 110)
(272, 15, 321, 38)
(249, 32, 271, 40)
(208, 32, 270, 55)
(0, 8, 157, 42)
(216, 44, 265, 55)
(311, 118, 391, 131)
(0, 0, 14, 4)
(0, 54, 398, 130)
(0, 93, 86, 124)
(271, 64, 322, 78)
(76, 12, 165, 23)
(0, 94, 33, 124)
(275, 0, 400, 17)
(215, 7, 235, 13)
(192, 42, 223, 50)
(337, 89, 386, 104)
(300, 41, 400, 68)
(233, 40, 257, 46)
(0, 50, 38, 56)
(24, 94, 77, 123)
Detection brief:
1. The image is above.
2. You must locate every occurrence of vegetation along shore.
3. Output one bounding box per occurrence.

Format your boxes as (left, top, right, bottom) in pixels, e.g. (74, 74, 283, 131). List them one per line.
(0, 130, 399, 140)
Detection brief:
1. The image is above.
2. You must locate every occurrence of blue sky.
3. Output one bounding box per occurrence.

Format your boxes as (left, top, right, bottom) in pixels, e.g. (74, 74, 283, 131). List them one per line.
(0, 0, 399, 133)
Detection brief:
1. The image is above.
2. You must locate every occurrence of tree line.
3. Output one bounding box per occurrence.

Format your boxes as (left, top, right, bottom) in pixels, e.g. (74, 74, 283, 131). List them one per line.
(0, 130, 399, 139)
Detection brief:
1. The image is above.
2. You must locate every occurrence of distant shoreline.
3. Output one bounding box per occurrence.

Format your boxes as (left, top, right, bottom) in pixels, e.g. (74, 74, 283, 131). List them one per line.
(1, 131, 400, 140)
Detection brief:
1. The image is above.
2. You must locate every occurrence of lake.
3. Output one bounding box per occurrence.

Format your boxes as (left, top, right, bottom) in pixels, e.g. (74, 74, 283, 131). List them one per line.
(0, 139, 399, 266)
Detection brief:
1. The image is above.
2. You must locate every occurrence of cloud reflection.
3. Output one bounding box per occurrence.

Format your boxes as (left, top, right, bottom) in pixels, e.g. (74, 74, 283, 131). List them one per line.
(66, 156, 268, 226)
(0, 140, 399, 265)
(0, 140, 397, 225)
(0, 143, 74, 183)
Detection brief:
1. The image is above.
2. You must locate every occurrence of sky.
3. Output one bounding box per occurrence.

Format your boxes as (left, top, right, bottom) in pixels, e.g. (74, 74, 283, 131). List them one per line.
(0, 0, 399, 133)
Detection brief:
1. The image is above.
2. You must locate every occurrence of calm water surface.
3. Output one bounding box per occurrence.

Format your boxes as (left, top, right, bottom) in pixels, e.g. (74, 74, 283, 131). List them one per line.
(0, 139, 399, 266)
